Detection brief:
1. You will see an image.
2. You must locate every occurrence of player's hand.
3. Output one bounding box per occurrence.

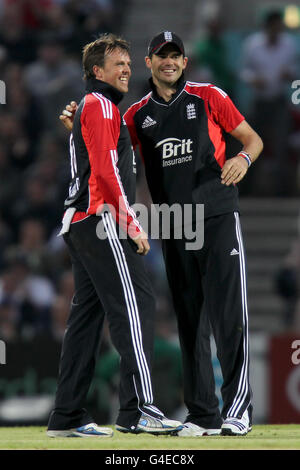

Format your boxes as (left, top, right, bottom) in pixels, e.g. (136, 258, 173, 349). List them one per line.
(132, 231, 150, 256)
(221, 155, 249, 186)
(59, 101, 78, 131)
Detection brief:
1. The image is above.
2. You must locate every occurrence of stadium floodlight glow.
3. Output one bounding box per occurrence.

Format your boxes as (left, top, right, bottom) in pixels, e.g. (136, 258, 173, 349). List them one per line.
(284, 5, 300, 29)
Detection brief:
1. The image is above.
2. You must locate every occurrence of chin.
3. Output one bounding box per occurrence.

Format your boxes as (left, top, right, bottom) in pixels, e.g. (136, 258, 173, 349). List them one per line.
(116, 85, 127, 93)
(162, 75, 178, 84)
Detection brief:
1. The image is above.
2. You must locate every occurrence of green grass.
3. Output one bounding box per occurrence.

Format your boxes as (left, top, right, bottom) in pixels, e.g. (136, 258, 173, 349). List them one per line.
(0, 425, 299, 450)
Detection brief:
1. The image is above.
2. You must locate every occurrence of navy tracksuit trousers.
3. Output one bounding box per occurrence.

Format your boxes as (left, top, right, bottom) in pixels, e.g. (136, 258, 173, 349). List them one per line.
(48, 212, 162, 431)
(162, 211, 252, 428)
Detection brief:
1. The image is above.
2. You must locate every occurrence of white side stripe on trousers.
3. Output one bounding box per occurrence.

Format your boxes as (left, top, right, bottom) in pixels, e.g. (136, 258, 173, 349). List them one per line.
(227, 212, 250, 417)
(133, 375, 165, 418)
(102, 212, 153, 404)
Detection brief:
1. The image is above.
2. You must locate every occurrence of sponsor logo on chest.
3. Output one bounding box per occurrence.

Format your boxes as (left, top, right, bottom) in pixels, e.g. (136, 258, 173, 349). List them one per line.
(155, 137, 193, 167)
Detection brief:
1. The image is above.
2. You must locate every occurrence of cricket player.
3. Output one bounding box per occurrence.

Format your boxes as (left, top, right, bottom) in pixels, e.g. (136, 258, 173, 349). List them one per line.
(47, 33, 183, 438)
(60, 31, 263, 436)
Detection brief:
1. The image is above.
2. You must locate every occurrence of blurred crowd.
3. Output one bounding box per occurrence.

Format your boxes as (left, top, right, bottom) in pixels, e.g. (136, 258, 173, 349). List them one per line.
(189, 9, 300, 197)
(276, 213, 300, 331)
(189, 8, 300, 330)
(0, 0, 178, 349)
(0, 2, 300, 346)
(0, 0, 136, 343)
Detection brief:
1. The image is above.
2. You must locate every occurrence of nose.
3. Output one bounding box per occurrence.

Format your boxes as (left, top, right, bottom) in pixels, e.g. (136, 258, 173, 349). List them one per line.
(162, 56, 175, 66)
(123, 63, 131, 75)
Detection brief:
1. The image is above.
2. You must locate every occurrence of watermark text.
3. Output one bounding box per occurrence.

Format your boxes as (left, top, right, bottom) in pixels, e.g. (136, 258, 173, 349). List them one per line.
(95, 202, 204, 251)
(291, 80, 300, 105)
(291, 339, 300, 365)
(0, 340, 6, 364)
(0, 80, 6, 104)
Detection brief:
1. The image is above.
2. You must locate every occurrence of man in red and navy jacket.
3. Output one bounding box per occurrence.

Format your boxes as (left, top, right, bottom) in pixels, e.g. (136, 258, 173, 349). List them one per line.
(64, 76, 142, 241)
(47, 34, 183, 438)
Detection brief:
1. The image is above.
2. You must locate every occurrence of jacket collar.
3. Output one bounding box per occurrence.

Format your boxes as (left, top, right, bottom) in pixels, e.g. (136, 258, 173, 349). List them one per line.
(148, 73, 186, 104)
(85, 78, 124, 105)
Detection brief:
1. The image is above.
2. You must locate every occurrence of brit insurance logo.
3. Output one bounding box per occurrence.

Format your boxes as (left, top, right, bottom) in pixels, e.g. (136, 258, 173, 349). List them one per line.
(155, 137, 193, 167)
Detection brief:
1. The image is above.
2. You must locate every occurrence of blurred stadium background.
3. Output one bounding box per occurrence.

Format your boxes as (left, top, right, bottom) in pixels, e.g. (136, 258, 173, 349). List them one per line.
(0, 0, 300, 428)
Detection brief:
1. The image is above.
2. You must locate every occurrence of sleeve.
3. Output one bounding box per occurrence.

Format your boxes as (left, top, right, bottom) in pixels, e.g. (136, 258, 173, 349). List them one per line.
(123, 106, 139, 149)
(123, 106, 146, 164)
(81, 98, 142, 239)
(206, 85, 245, 133)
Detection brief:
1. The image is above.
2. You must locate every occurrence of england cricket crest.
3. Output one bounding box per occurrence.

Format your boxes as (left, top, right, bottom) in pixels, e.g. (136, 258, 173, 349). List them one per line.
(186, 103, 196, 120)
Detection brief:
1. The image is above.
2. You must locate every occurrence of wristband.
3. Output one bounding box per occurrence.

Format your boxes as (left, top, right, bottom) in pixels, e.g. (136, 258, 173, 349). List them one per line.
(238, 151, 252, 167)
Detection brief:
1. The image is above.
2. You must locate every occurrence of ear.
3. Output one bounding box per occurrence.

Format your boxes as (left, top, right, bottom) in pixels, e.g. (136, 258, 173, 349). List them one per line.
(145, 56, 152, 70)
(182, 56, 188, 70)
(93, 65, 104, 80)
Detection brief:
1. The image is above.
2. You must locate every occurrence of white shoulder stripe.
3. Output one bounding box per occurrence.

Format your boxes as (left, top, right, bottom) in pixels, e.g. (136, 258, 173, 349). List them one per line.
(93, 93, 107, 118)
(93, 92, 114, 119)
(211, 86, 228, 98)
(186, 81, 227, 98)
(105, 95, 112, 119)
(106, 98, 111, 119)
(103, 94, 113, 119)
(186, 81, 211, 87)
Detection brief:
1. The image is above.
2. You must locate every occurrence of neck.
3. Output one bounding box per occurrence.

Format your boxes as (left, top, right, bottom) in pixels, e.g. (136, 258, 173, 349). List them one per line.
(85, 77, 124, 105)
(153, 78, 177, 102)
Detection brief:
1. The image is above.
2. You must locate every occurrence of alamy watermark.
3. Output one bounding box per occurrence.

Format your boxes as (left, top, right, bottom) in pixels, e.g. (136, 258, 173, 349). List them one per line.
(291, 80, 300, 105)
(291, 339, 300, 365)
(95, 202, 204, 250)
(0, 80, 6, 104)
(0, 340, 6, 365)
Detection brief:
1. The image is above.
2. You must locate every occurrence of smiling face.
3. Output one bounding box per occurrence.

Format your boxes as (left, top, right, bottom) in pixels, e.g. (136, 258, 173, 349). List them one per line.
(93, 47, 131, 93)
(145, 43, 188, 88)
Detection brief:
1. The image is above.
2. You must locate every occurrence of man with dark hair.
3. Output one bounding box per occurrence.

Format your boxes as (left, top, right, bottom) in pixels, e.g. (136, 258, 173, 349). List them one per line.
(123, 32, 263, 437)
(47, 33, 182, 438)
(60, 31, 263, 437)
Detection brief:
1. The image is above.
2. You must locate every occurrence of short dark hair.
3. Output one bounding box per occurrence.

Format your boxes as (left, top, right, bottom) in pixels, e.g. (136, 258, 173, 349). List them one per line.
(82, 33, 130, 80)
(264, 9, 283, 27)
